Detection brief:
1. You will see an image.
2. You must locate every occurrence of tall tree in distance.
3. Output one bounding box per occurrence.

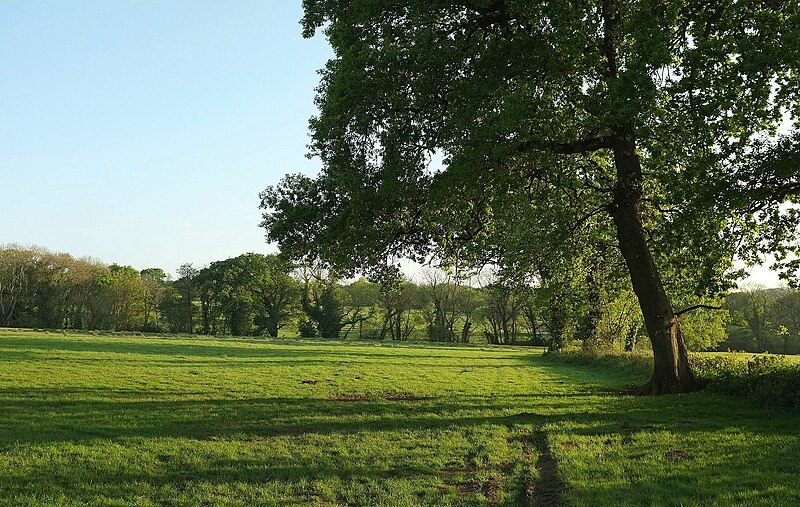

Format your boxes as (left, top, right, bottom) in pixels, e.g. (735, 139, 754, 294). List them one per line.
(176, 263, 198, 334)
(252, 254, 299, 337)
(0, 246, 35, 327)
(140, 268, 167, 332)
(262, 1, 800, 393)
(378, 277, 419, 341)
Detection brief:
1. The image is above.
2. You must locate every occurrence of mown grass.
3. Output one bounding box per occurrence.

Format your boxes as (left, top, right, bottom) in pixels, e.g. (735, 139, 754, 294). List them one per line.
(1, 329, 799, 506)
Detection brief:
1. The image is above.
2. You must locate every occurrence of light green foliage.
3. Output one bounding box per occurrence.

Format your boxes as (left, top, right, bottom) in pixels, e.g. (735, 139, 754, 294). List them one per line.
(2, 329, 800, 506)
(595, 288, 643, 351)
(680, 308, 730, 352)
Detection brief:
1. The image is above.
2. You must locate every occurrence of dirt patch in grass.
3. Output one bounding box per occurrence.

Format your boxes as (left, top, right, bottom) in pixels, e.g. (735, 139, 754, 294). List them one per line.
(533, 447, 563, 507)
(520, 430, 565, 507)
(327, 392, 432, 402)
(440, 460, 479, 498)
(665, 449, 691, 463)
(456, 480, 480, 497)
(381, 392, 431, 402)
(440, 459, 508, 505)
(484, 466, 508, 505)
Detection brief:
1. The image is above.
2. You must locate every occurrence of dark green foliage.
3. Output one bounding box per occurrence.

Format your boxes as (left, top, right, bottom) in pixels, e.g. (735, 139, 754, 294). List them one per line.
(549, 348, 800, 410)
(158, 285, 188, 334)
(296, 316, 318, 338)
(172, 264, 198, 334)
(722, 287, 800, 353)
(692, 354, 800, 409)
(263, 0, 800, 393)
(305, 282, 343, 339)
(299, 271, 378, 339)
(194, 253, 299, 337)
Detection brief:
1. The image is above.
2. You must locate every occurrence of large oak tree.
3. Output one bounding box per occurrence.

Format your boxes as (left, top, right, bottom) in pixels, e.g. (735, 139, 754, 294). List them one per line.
(262, 0, 800, 393)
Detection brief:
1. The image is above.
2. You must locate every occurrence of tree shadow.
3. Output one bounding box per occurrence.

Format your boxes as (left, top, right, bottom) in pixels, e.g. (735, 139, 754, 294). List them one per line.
(0, 335, 536, 363)
(2, 338, 800, 505)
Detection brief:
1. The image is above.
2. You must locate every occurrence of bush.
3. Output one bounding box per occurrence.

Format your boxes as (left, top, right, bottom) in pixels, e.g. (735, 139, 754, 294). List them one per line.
(297, 317, 318, 338)
(692, 354, 800, 409)
(548, 349, 800, 410)
(545, 348, 652, 376)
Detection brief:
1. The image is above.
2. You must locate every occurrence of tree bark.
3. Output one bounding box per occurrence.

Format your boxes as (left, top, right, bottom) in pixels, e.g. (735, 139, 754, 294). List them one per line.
(609, 134, 702, 394)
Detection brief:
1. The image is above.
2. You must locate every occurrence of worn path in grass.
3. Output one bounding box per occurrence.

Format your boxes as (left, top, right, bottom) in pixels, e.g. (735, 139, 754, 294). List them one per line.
(0, 329, 799, 506)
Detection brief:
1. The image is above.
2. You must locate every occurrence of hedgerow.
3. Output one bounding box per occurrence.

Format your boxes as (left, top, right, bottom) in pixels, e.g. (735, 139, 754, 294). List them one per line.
(548, 349, 800, 409)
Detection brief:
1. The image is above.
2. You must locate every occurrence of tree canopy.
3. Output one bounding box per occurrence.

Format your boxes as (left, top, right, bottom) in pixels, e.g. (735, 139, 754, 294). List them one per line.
(262, 0, 800, 393)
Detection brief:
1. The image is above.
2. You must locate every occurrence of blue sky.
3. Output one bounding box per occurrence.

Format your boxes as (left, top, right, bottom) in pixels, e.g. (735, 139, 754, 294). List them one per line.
(1, 1, 331, 274)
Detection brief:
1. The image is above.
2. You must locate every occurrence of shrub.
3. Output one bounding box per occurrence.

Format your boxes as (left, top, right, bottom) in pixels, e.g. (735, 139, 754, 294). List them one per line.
(550, 349, 800, 410)
(692, 354, 800, 409)
(545, 348, 652, 376)
(297, 317, 318, 338)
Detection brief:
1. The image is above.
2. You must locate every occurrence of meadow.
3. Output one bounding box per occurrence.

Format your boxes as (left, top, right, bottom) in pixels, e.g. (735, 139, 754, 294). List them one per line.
(1, 329, 799, 506)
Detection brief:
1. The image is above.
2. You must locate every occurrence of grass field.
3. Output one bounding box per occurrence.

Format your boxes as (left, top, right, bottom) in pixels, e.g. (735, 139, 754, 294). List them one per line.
(1, 330, 799, 506)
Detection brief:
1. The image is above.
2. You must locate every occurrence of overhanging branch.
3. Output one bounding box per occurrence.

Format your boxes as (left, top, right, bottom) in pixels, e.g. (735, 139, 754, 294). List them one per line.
(567, 204, 611, 234)
(675, 304, 723, 316)
(517, 136, 613, 155)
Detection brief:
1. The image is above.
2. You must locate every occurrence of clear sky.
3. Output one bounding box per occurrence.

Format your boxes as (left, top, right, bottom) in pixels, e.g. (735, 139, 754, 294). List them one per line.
(1, 1, 331, 275)
(0, 1, 784, 286)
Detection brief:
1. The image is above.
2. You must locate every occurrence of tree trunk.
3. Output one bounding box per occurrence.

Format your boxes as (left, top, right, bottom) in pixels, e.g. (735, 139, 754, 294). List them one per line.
(266, 317, 279, 338)
(610, 134, 702, 394)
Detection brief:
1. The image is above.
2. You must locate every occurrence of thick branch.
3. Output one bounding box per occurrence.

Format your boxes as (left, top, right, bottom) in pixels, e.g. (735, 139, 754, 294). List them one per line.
(675, 304, 723, 316)
(517, 136, 613, 155)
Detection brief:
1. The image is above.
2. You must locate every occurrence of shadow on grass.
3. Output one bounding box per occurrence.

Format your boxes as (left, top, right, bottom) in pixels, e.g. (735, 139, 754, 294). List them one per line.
(2, 337, 800, 505)
(2, 386, 799, 505)
(0, 335, 534, 363)
(1, 384, 799, 444)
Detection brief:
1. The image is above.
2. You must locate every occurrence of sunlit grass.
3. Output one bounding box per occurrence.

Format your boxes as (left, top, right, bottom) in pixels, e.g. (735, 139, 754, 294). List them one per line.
(1, 329, 798, 506)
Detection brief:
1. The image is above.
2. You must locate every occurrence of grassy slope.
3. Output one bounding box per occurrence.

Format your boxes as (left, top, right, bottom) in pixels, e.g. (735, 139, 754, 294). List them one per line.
(0, 330, 798, 506)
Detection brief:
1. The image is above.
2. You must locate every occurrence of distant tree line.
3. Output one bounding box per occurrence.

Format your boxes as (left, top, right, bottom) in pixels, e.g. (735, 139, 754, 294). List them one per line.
(2, 245, 798, 353)
(0, 245, 187, 333)
(723, 287, 800, 354)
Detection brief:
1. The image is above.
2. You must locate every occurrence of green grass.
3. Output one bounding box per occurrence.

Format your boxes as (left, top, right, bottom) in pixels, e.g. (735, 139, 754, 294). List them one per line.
(1, 329, 799, 506)
(703, 350, 800, 362)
